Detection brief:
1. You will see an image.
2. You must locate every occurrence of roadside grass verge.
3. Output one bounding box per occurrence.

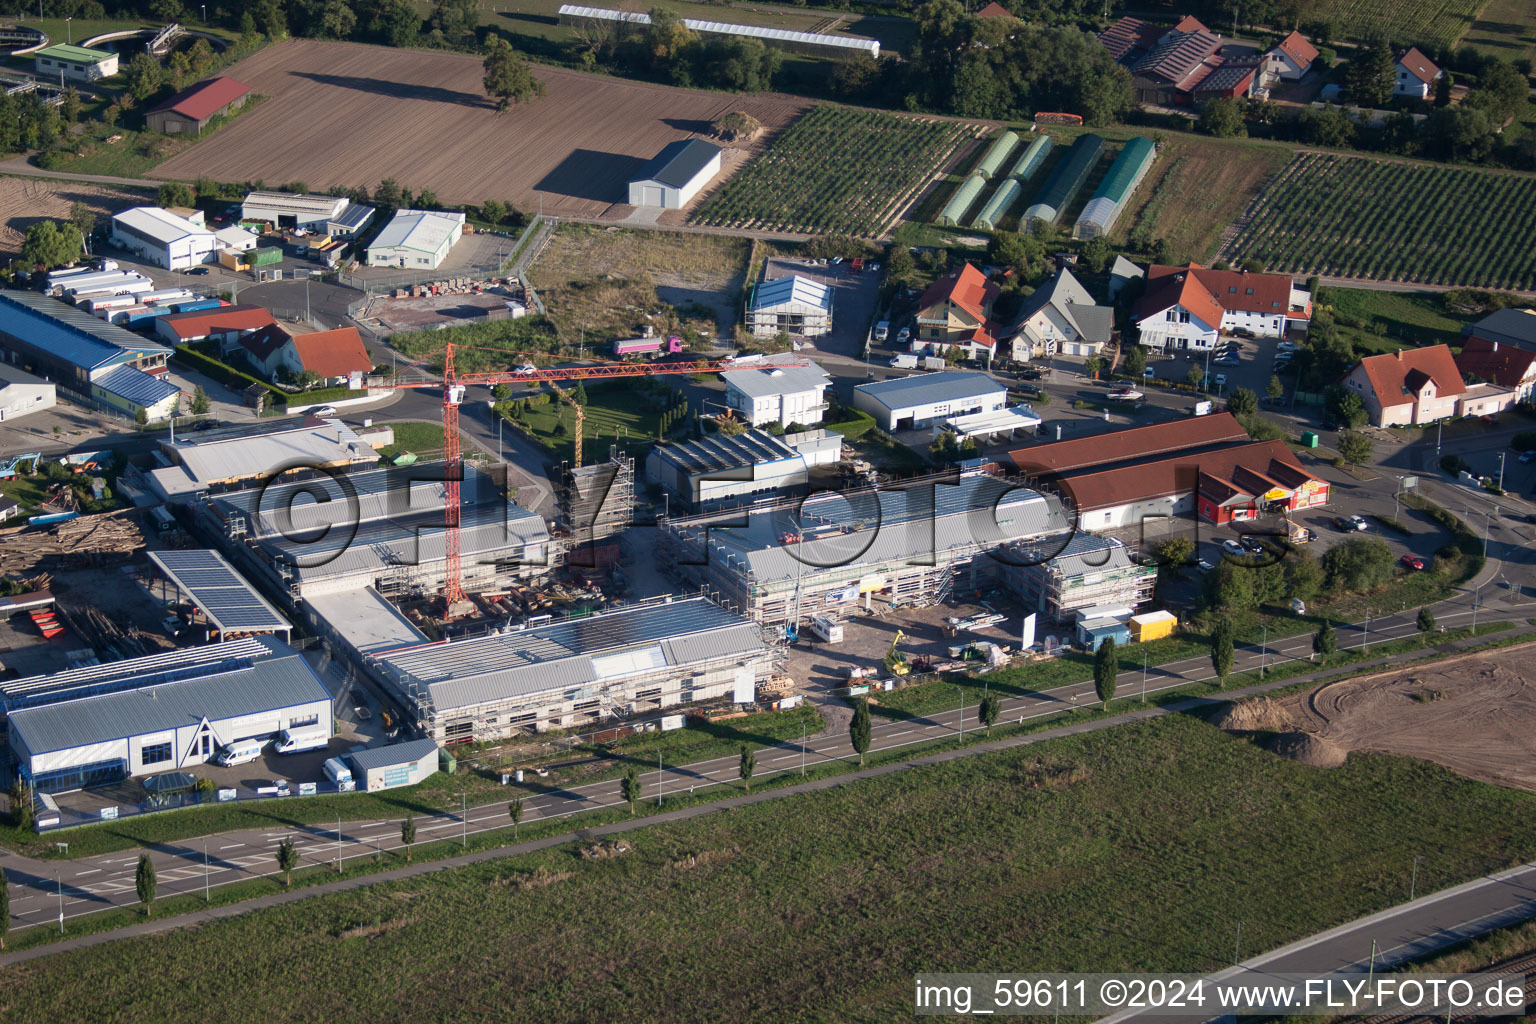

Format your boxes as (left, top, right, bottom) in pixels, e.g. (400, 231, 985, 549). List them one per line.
(6, 702, 1536, 1018)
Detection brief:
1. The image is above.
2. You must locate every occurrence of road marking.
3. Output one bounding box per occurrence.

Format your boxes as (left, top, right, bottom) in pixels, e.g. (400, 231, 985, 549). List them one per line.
(74, 869, 100, 877)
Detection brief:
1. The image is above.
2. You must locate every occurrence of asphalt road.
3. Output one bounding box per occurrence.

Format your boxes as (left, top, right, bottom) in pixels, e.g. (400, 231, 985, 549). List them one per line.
(2, 574, 1521, 941)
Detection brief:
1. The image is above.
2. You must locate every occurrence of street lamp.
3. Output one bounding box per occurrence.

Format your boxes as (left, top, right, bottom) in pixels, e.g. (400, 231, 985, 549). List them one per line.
(460, 793, 467, 849)
(203, 840, 210, 902)
(337, 813, 343, 874)
(65, 17, 71, 44)
(955, 686, 964, 743)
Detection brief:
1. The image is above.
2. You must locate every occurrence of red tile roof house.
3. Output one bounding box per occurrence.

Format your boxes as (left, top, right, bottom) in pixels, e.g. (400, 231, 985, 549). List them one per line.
(1130, 28, 1225, 105)
(154, 304, 275, 346)
(1456, 337, 1536, 403)
(1264, 30, 1319, 82)
(913, 262, 1002, 366)
(1342, 346, 1465, 427)
(1132, 264, 1311, 353)
(144, 77, 251, 135)
(1394, 46, 1442, 99)
(274, 327, 373, 387)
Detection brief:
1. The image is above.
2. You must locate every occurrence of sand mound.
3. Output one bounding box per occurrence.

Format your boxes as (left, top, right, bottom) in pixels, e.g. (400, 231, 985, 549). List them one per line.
(1264, 731, 1348, 769)
(1211, 696, 1295, 733)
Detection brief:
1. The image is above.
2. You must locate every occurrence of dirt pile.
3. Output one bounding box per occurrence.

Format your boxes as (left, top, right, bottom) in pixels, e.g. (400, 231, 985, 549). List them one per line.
(1263, 731, 1348, 769)
(1210, 696, 1295, 733)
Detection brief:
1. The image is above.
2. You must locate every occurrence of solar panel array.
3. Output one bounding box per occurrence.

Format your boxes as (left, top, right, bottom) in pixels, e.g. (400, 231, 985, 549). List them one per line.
(150, 549, 291, 634)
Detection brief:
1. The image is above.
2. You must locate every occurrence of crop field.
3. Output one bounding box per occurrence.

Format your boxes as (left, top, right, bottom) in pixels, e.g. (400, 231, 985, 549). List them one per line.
(0, 177, 150, 257)
(6, 713, 1536, 1022)
(691, 105, 978, 237)
(1324, 0, 1487, 47)
(1226, 152, 1536, 290)
(1461, 0, 1536, 61)
(152, 39, 810, 215)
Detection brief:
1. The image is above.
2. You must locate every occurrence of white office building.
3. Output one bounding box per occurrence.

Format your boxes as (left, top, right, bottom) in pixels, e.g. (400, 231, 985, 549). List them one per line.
(110, 207, 220, 270)
(851, 372, 1007, 431)
(722, 355, 831, 428)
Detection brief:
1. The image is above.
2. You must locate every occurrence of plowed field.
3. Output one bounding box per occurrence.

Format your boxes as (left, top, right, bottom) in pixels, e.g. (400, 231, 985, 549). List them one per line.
(153, 39, 811, 217)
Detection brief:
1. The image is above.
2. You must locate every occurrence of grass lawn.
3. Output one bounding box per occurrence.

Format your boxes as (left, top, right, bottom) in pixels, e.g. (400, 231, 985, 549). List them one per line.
(39, 126, 193, 180)
(1459, 0, 1536, 62)
(1324, 287, 1475, 355)
(7, 711, 1536, 1021)
(501, 379, 688, 465)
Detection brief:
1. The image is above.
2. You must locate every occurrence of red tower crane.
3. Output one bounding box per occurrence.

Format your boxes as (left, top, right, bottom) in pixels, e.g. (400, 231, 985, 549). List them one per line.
(371, 344, 811, 609)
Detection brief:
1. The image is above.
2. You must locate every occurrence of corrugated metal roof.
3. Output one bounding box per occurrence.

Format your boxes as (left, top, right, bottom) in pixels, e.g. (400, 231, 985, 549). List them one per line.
(8, 641, 330, 754)
(749, 275, 831, 313)
(170, 418, 377, 485)
(652, 428, 800, 476)
(242, 191, 348, 218)
(631, 138, 722, 190)
(217, 463, 504, 536)
(721, 354, 829, 399)
(95, 364, 180, 407)
(149, 76, 251, 121)
(348, 737, 438, 772)
(853, 371, 1003, 412)
(113, 207, 214, 246)
(1, 637, 272, 708)
(0, 290, 170, 372)
(369, 210, 463, 255)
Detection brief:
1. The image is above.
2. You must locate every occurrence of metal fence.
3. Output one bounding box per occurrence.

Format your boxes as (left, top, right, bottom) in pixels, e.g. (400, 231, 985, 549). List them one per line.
(38, 777, 355, 834)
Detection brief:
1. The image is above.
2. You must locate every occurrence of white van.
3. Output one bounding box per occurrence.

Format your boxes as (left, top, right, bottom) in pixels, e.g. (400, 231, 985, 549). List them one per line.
(274, 726, 329, 755)
(214, 739, 265, 767)
(323, 757, 355, 792)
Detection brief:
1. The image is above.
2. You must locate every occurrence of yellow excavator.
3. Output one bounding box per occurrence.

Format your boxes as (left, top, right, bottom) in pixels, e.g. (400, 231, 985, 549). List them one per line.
(883, 629, 910, 675)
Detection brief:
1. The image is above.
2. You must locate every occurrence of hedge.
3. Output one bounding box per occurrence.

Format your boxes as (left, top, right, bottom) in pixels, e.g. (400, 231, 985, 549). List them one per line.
(171, 348, 287, 405)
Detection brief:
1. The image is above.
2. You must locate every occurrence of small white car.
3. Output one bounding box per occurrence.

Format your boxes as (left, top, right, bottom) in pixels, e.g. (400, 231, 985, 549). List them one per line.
(897, 326, 911, 343)
(311, 406, 338, 416)
(1221, 539, 1246, 555)
(1348, 514, 1369, 531)
(1198, 558, 1216, 572)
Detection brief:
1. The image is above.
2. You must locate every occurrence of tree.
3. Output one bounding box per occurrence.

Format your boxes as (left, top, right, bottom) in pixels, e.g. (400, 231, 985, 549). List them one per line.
(8, 778, 33, 832)
(1187, 363, 1206, 389)
(1122, 344, 1147, 378)
(714, 111, 761, 142)
(979, 693, 1000, 736)
(1266, 374, 1285, 402)
(1434, 69, 1453, 107)
(60, 87, 81, 125)
(1080, 235, 1111, 273)
(508, 798, 523, 839)
(1285, 550, 1324, 603)
(1152, 535, 1195, 571)
(239, 9, 259, 39)
(1227, 386, 1258, 417)
(621, 766, 641, 814)
(1326, 384, 1368, 428)
(1337, 429, 1374, 465)
(1345, 44, 1396, 108)
(256, 0, 288, 39)
(400, 816, 415, 863)
(373, 179, 404, 209)
(483, 37, 546, 113)
(1093, 637, 1117, 710)
(69, 201, 95, 241)
(136, 854, 157, 917)
(738, 745, 755, 792)
(0, 865, 8, 949)
(20, 220, 82, 270)
(987, 231, 1044, 279)
(1417, 606, 1436, 645)
(167, 50, 192, 90)
(368, 0, 421, 47)
(1313, 618, 1337, 662)
(718, 414, 748, 437)
(431, 0, 479, 41)
(849, 697, 871, 766)
(1324, 536, 1395, 591)
(1198, 96, 1247, 137)
(1464, 61, 1529, 127)
(125, 53, 166, 103)
(1210, 617, 1234, 685)
(157, 182, 197, 208)
(1083, 356, 1104, 380)
(190, 386, 210, 415)
(276, 836, 298, 885)
(572, 380, 588, 405)
(316, 0, 358, 39)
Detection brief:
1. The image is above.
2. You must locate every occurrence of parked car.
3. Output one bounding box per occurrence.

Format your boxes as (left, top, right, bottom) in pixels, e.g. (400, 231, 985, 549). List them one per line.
(1239, 535, 1267, 553)
(185, 266, 210, 276)
(1221, 539, 1246, 555)
(1198, 558, 1216, 572)
(1481, 414, 1501, 425)
(1333, 515, 1363, 532)
(1215, 373, 1227, 388)
(873, 321, 889, 342)
(1019, 368, 1045, 381)
(1400, 554, 1425, 571)
(1520, 451, 1535, 463)
(272, 779, 291, 797)
(1233, 327, 1257, 338)
(1349, 514, 1369, 531)
(1143, 368, 1155, 379)
(897, 326, 911, 343)
(1013, 383, 1042, 398)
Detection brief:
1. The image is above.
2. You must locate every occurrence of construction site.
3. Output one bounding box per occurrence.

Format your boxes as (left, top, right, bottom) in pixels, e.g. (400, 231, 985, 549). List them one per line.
(656, 465, 1073, 628)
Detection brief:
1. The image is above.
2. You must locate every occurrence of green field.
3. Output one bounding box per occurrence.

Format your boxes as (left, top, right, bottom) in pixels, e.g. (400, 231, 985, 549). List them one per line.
(1229, 152, 1536, 290)
(694, 105, 976, 237)
(7, 712, 1536, 1022)
(501, 379, 690, 465)
(1461, 0, 1536, 61)
(1323, 287, 1478, 353)
(1323, 0, 1487, 47)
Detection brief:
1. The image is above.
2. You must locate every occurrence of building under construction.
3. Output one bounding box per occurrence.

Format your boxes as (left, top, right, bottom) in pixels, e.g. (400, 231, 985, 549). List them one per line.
(369, 595, 779, 743)
(657, 467, 1071, 628)
(1000, 533, 1156, 624)
(192, 463, 556, 601)
(556, 447, 633, 569)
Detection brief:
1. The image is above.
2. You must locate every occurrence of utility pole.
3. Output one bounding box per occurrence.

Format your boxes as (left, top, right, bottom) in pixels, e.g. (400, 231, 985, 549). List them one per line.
(1410, 854, 1422, 900)
(203, 841, 210, 902)
(1234, 920, 1244, 965)
(337, 814, 343, 873)
(56, 871, 63, 934)
(1498, 451, 1506, 491)
(1141, 650, 1147, 703)
(1436, 418, 1443, 455)
(1260, 621, 1267, 677)
(801, 721, 806, 776)
(460, 793, 466, 848)
(1368, 938, 1378, 987)
(955, 686, 964, 744)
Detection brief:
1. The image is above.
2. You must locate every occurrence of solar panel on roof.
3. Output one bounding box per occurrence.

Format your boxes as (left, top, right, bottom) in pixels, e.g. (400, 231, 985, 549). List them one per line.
(148, 549, 291, 634)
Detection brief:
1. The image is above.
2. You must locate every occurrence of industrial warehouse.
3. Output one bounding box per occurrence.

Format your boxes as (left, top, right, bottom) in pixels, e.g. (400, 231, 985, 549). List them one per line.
(369, 597, 778, 743)
(659, 467, 1071, 626)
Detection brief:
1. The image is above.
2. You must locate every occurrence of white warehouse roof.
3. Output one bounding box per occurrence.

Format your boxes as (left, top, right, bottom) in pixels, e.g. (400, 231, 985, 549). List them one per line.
(558, 4, 879, 55)
(854, 371, 1004, 411)
(722, 354, 830, 399)
(242, 191, 349, 218)
(113, 207, 214, 245)
(750, 275, 831, 312)
(370, 209, 464, 254)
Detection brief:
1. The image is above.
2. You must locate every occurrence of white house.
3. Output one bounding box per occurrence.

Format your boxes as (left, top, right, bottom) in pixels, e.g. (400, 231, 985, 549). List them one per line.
(722, 355, 831, 428)
(33, 43, 117, 83)
(1395, 46, 1442, 99)
(1133, 264, 1311, 352)
(1004, 267, 1115, 362)
(0, 362, 56, 422)
(1264, 30, 1319, 83)
(366, 210, 465, 270)
(745, 275, 832, 338)
(627, 139, 723, 209)
(110, 207, 220, 270)
(852, 372, 1006, 432)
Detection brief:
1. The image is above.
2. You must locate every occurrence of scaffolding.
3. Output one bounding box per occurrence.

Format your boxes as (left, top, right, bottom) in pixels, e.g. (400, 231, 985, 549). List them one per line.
(558, 447, 633, 550)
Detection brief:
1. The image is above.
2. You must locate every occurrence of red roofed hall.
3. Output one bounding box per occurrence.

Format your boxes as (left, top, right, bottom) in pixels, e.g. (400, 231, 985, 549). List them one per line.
(1009, 412, 1249, 476)
(287, 327, 373, 385)
(1133, 263, 1311, 353)
(154, 304, 273, 345)
(1059, 439, 1328, 529)
(915, 262, 1002, 364)
(145, 77, 251, 135)
(1342, 345, 1466, 426)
